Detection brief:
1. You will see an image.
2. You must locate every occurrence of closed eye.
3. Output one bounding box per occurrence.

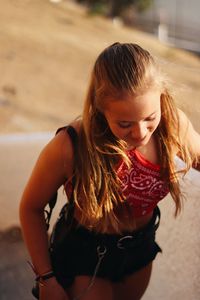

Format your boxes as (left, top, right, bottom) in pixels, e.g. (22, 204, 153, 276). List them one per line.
(145, 117, 156, 122)
(118, 114, 156, 128)
(118, 122, 132, 128)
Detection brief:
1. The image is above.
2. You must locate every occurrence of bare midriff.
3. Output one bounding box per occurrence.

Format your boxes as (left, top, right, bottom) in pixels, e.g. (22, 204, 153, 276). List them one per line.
(73, 207, 154, 234)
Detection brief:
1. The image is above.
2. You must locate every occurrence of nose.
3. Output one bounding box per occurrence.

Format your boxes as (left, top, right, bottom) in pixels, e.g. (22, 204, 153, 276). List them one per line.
(131, 123, 147, 140)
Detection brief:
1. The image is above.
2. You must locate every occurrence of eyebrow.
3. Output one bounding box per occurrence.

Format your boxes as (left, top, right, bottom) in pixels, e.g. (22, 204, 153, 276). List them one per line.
(117, 112, 157, 123)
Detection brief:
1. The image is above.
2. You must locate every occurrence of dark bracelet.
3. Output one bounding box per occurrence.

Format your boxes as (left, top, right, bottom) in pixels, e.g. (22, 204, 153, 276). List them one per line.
(35, 271, 55, 282)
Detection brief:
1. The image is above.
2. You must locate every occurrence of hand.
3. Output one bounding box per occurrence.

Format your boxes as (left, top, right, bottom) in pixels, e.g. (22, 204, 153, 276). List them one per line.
(39, 277, 69, 300)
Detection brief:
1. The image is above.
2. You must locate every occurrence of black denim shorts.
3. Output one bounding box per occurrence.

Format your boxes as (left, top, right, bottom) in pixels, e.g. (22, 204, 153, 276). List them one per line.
(51, 206, 162, 289)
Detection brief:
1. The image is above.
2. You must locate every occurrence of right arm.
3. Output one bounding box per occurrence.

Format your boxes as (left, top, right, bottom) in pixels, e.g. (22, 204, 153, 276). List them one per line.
(19, 129, 74, 299)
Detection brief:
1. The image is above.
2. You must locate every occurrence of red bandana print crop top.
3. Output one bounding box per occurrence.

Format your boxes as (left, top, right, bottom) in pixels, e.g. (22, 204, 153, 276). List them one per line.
(117, 149, 169, 217)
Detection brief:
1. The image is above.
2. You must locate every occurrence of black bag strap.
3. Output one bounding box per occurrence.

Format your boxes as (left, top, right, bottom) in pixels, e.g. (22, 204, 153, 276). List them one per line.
(44, 125, 78, 230)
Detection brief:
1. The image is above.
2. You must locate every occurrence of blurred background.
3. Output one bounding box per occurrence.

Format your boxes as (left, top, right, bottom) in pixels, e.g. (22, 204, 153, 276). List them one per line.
(0, 0, 200, 299)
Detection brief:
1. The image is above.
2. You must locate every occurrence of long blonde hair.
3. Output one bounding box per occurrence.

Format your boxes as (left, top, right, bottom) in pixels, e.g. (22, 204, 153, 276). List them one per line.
(72, 42, 196, 233)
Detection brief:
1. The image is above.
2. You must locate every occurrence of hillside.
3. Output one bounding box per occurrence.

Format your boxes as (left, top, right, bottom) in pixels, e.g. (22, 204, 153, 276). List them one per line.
(0, 0, 200, 133)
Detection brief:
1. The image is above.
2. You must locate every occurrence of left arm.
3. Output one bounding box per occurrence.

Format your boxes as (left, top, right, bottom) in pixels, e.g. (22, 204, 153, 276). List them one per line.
(177, 109, 200, 171)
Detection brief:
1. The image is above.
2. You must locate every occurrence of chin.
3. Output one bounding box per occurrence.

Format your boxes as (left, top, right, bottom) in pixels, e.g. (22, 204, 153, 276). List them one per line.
(130, 136, 147, 147)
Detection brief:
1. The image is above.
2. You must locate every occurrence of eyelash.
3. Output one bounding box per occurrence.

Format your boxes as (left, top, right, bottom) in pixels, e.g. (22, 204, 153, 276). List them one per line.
(145, 117, 156, 122)
(118, 123, 132, 129)
(118, 117, 156, 129)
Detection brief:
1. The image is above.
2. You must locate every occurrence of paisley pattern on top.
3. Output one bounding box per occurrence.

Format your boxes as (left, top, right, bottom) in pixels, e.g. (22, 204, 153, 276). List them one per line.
(117, 149, 169, 217)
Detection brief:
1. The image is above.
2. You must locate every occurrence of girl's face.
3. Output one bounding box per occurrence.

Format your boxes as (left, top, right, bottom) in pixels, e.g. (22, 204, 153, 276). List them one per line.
(103, 88, 161, 148)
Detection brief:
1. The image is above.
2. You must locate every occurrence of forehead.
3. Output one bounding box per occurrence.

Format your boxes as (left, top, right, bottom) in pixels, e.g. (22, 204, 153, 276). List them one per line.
(104, 89, 161, 122)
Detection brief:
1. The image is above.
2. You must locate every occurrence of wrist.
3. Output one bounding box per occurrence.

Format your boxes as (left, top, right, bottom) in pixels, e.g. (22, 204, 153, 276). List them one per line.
(36, 270, 55, 287)
(27, 260, 52, 276)
(27, 261, 55, 286)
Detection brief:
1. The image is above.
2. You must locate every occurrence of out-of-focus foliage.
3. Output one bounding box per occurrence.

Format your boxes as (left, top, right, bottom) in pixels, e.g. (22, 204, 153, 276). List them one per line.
(76, 0, 153, 17)
(76, 0, 107, 15)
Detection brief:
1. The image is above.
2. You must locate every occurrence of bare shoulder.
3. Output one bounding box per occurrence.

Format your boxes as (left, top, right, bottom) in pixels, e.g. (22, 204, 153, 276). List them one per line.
(31, 128, 75, 185)
(20, 122, 81, 210)
(177, 109, 200, 155)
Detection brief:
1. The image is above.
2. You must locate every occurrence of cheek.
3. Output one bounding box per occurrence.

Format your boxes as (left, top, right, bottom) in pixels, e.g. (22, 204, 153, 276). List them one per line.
(148, 117, 161, 132)
(108, 124, 128, 139)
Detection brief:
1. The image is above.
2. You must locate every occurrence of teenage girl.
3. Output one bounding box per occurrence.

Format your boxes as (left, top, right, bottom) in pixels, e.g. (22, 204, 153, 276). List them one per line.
(20, 42, 200, 300)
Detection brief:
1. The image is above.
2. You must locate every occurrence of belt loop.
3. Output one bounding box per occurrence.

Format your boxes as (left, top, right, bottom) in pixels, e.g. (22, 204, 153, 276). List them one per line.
(117, 235, 134, 249)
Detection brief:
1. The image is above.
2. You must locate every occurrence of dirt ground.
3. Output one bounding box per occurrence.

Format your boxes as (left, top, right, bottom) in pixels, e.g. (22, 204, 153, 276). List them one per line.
(0, 0, 200, 134)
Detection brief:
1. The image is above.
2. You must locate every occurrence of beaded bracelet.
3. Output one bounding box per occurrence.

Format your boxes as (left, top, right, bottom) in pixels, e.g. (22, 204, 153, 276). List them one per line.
(36, 270, 55, 281)
(35, 270, 55, 286)
(27, 261, 55, 286)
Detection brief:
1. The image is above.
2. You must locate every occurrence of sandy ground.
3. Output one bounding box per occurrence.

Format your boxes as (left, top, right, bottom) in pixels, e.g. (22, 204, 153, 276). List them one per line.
(0, 0, 200, 299)
(0, 0, 200, 133)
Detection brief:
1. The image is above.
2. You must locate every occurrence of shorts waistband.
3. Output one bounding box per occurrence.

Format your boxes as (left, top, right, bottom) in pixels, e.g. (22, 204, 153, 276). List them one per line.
(74, 206, 161, 249)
